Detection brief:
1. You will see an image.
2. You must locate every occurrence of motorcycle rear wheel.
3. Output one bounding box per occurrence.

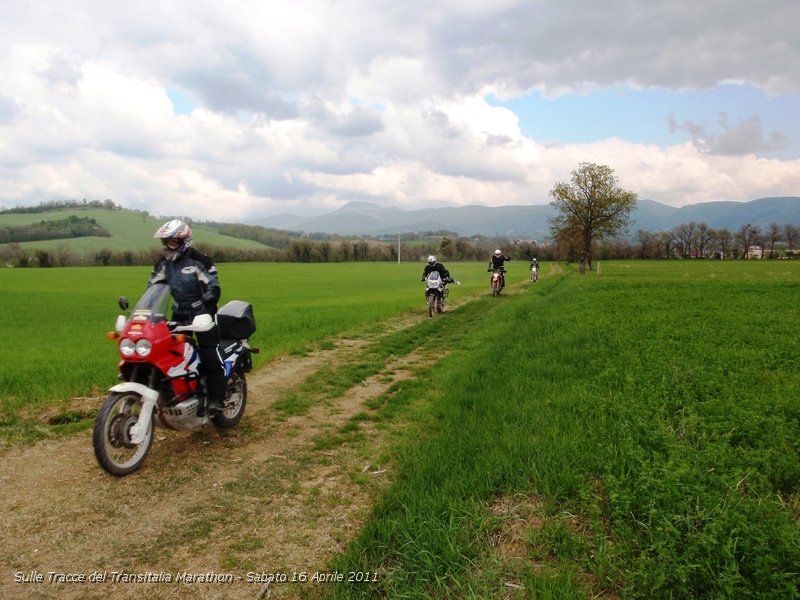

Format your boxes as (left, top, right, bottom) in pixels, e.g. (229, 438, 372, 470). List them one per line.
(92, 391, 154, 477)
(212, 372, 248, 428)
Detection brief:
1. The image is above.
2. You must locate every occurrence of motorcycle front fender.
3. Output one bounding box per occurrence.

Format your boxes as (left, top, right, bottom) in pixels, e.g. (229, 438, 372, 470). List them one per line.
(108, 382, 158, 445)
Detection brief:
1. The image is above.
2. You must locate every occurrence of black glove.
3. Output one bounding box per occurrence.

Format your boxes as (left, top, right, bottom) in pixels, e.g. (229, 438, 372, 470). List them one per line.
(201, 291, 218, 314)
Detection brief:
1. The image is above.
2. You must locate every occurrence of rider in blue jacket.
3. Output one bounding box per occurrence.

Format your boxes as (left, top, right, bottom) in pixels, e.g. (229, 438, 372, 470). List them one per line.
(148, 220, 226, 413)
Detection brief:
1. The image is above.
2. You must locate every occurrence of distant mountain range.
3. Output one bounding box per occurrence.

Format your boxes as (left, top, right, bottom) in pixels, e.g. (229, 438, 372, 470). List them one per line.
(249, 197, 800, 239)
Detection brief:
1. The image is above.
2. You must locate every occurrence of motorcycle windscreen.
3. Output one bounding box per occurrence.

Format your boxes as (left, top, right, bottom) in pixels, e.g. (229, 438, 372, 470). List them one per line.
(131, 283, 172, 323)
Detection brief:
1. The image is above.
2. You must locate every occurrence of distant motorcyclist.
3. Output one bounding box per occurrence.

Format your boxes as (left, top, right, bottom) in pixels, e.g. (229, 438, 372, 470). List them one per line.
(488, 249, 511, 272)
(488, 249, 511, 291)
(530, 257, 540, 281)
(148, 219, 226, 413)
(422, 255, 454, 283)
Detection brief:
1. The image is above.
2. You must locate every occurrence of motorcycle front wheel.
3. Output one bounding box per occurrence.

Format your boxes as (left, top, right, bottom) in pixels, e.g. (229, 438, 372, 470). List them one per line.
(212, 371, 248, 428)
(492, 281, 500, 297)
(427, 293, 436, 317)
(92, 391, 154, 477)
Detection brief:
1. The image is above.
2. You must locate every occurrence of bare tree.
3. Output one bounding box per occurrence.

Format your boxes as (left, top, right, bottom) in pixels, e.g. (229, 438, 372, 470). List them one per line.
(737, 224, 761, 259)
(784, 224, 799, 251)
(713, 228, 733, 259)
(548, 162, 637, 273)
(637, 230, 655, 258)
(696, 223, 713, 258)
(673, 223, 694, 258)
(766, 223, 782, 258)
(657, 231, 675, 259)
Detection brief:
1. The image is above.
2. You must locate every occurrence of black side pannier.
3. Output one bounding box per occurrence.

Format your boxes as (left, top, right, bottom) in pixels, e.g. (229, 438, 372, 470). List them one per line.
(217, 300, 256, 339)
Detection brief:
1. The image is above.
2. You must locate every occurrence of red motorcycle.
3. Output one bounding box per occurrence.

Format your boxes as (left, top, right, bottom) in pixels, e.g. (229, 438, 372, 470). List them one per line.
(490, 268, 505, 297)
(93, 283, 258, 476)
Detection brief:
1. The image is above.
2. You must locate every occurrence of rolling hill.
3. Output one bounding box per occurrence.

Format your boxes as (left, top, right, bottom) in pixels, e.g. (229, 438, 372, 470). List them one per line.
(250, 197, 800, 239)
(2, 197, 798, 255)
(0, 207, 270, 253)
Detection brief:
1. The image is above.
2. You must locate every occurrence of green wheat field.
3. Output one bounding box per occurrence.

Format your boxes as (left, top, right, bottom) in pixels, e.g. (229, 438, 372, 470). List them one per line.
(1, 260, 798, 598)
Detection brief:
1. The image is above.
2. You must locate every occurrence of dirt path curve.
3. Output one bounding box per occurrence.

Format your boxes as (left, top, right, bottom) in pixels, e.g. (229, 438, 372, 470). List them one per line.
(0, 311, 436, 600)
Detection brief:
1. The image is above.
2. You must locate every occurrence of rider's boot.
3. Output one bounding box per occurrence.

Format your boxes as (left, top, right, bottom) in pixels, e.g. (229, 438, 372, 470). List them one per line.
(206, 369, 226, 413)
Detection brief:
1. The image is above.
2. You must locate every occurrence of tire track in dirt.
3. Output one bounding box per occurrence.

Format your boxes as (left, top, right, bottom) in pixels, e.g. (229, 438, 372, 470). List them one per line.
(1, 273, 548, 599)
(0, 312, 438, 600)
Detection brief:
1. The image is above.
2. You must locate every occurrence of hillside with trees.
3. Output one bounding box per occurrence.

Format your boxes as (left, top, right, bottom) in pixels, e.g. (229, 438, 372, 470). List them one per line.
(1, 198, 799, 267)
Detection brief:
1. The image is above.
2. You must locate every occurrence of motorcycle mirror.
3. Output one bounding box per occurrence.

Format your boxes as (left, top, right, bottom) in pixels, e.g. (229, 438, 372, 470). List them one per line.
(118, 296, 129, 311)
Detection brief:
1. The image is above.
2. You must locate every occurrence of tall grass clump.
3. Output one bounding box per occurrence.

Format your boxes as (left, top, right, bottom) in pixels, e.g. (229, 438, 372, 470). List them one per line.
(325, 261, 800, 599)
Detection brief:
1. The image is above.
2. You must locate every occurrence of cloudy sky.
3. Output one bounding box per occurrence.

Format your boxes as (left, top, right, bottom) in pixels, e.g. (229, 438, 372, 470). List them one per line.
(1, 0, 798, 222)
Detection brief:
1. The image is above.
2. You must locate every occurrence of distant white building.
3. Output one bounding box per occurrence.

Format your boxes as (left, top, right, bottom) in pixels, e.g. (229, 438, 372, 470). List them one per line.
(746, 245, 763, 259)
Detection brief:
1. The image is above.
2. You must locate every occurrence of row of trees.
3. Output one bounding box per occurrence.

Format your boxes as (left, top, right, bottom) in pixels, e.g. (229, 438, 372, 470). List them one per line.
(0, 198, 120, 214)
(546, 162, 800, 267)
(635, 222, 799, 259)
(0, 216, 110, 244)
(4, 222, 798, 268)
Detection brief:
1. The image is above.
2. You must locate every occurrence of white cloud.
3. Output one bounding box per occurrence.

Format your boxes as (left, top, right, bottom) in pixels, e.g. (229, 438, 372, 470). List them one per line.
(0, 0, 797, 220)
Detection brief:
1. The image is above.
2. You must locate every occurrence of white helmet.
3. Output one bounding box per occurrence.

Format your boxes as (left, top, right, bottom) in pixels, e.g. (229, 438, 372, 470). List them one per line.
(427, 255, 436, 265)
(154, 219, 193, 261)
(494, 249, 501, 256)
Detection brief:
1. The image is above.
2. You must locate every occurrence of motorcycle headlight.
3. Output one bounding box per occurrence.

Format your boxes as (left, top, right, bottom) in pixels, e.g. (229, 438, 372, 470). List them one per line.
(135, 339, 152, 357)
(119, 338, 135, 357)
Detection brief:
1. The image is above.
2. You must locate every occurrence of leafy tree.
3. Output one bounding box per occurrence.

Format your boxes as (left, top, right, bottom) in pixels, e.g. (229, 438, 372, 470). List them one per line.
(438, 236, 452, 259)
(548, 162, 637, 273)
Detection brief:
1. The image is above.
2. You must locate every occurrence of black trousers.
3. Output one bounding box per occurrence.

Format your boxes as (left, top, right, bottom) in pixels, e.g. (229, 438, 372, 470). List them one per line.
(196, 326, 226, 404)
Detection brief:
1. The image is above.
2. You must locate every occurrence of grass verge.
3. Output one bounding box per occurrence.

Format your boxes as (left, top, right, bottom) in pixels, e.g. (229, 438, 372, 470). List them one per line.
(321, 261, 800, 599)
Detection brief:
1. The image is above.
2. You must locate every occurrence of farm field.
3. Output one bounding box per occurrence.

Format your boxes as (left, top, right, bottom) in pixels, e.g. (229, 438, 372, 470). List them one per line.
(0, 207, 269, 253)
(0, 260, 798, 599)
(0, 261, 503, 441)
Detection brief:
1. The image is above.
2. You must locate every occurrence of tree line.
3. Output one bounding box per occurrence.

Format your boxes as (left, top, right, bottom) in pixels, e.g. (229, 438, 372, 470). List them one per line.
(0, 216, 110, 244)
(633, 222, 799, 259)
(547, 163, 800, 267)
(3, 222, 798, 268)
(3, 176, 798, 267)
(0, 198, 121, 214)
(0, 234, 536, 268)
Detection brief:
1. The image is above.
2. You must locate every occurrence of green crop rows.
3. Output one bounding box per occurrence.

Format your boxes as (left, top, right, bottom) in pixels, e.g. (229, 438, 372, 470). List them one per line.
(1, 260, 798, 597)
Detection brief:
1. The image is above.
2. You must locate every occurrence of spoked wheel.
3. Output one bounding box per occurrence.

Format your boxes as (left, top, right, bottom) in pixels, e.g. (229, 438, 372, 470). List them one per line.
(436, 296, 444, 313)
(93, 392, 154, 477)
(212, 372, 248, 428)
(427, 294, 436, 317)
(492, 281, 500, 297)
